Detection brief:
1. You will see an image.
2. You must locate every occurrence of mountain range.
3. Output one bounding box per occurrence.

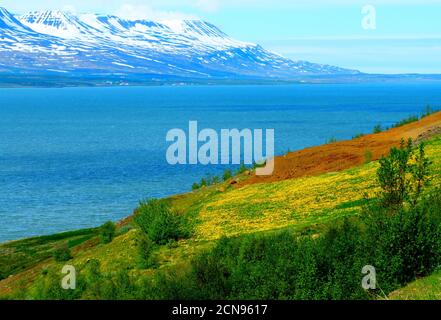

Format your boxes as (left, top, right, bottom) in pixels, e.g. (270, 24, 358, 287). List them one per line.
(0, 7, 362, 86)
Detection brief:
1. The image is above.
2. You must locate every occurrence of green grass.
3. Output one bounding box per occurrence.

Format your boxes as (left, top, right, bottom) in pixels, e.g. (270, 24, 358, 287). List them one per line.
(1, 135, 441, 299)
(389, 269, 441, 300)
(0, 228, 99, 280)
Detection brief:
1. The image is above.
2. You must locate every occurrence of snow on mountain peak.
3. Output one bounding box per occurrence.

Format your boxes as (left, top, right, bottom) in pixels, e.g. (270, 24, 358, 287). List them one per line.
(19, 10, 95, 38)
(0, 7, 33, 33)
(19, 10, 250, 49)
(0, 7, 360, 81)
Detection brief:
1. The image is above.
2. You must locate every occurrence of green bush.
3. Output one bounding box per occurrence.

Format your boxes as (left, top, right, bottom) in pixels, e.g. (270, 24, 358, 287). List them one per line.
(32, 270, 82, 300)
(235, 164, 248, 175)
(53, 244, 72, 262)
(353, 133, 365, 139)
(373, 124, 382, 134)
(222, 169, 232, 181)
(409, 143, 432, 205)
(377, 139, 431, 208)
(31, 190, 441, 300)
(100, 221, 116, 244)
(137, 234, 157, 269)
(421, 105, 437, 118)
(135, 199, 189, 245)
(325, 137, 337, 144)
(176, 189, 441, 300)
(392, 115, 420, 128)
(364, 150, 373, 164)
(377, 139, 413, 207)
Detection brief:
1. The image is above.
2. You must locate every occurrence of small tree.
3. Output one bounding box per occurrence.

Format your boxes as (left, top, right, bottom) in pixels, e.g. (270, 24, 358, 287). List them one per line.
(377, 139, 412, 207)
(422, 105, 435, 118)
(409, 143, 432, 206)
(53, 244, 72, 262)
(236, 164, 247, 175)
(137, 234, 157, 269)
(364, 150, 373, 164)
(373, 124, 383, 134)
(222, 169, 232, 181)
(135, 199, 189, 245)
(100, 221, 116, 244)
(377, 139, 431, 208)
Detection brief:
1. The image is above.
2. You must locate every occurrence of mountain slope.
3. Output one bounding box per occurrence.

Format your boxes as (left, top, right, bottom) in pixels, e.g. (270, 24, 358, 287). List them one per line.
(0, 7, 360, 84)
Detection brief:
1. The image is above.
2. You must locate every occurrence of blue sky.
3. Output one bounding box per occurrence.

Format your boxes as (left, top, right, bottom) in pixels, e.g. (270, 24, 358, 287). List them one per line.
(2, 0, 441, 73)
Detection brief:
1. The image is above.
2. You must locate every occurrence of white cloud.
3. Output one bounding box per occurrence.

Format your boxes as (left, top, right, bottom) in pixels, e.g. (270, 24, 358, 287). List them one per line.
(195, 0, 220, 12)
(62, 5, 77, 14)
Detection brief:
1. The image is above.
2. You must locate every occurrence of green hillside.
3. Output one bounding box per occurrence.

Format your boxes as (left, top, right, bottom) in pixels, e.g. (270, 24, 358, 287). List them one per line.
(1, 135, 441, 300)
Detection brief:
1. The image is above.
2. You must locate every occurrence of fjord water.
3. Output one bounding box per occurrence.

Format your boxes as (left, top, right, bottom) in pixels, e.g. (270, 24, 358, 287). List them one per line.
(1, 83, 441, 242)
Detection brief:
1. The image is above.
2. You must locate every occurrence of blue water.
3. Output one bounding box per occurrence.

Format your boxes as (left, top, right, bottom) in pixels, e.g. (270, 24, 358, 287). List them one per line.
(1, 83, 441, 242)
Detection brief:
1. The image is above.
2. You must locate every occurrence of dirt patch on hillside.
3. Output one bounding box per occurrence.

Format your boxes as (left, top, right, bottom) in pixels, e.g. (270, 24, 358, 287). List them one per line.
(240, 112, 441, 187)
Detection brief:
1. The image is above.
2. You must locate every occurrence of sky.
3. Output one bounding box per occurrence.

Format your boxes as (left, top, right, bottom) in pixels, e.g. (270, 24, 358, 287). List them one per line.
(1, 0, 441, 74)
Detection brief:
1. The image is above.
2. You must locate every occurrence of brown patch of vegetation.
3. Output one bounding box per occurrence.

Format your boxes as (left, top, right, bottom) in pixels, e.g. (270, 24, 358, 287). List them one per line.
(241, 111, 441, 187)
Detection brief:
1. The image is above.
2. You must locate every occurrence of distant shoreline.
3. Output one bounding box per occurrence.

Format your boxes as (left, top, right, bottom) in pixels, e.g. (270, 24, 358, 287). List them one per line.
(1, 73, 441, 89)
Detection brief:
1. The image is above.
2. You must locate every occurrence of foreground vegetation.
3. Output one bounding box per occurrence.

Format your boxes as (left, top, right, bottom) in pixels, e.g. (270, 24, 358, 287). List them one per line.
(1, 124, 441, 300)
(22, 187, 441, 300)
(0, 134, 441, 299)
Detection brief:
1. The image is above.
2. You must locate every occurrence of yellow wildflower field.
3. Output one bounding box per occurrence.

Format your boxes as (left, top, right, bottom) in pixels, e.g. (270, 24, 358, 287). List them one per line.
(194, 136, 441, 241)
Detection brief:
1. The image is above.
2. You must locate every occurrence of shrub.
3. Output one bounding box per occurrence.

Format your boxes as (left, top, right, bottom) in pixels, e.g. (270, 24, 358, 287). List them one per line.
(325, 137, 337, 144)
(100, 221, 116, 244)
(377, 139, 413, 207)
(137, 234, 157, 269)
(205, 175, 213, 186)
(353, 133, 365, 139)
(32, 270, 81, 300)
(421, 105, 436, 118)
(31, 190, 441, 300)
(193, 174, 221, 190)
(364, 150, 373, 164)
(392, 115, 419, 128)
(377, 139, 431, 208)
(53, 244, 72, 262)
(222, 169, 232, 181)
(409, 143, 432, 205)
(173, 190, 441, 300)
(362, 192, 441, 292)
(373, 124, 382, 134)
(236, 164, 248, 175)
(135, 199, 189, 245)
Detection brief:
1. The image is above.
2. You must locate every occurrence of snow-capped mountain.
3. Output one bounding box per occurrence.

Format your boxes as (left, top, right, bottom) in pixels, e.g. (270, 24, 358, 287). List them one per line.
(0, 8, 360, 85)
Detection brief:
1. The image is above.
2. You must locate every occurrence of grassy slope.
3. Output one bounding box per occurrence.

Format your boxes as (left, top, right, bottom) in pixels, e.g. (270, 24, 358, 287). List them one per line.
(1, 135, 441, 298)
(0, 228, 98, 280)
(389, 270, 441, 300)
